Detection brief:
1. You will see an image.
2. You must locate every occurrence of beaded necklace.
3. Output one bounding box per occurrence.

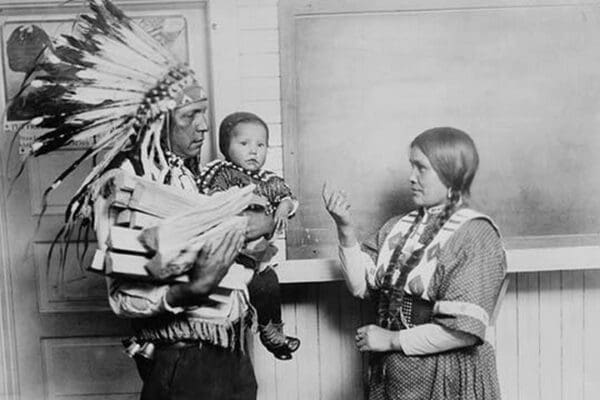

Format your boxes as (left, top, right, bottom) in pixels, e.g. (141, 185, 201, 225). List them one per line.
(165, 150, 184, 168)
(197, 159, 269, 193)
(163, 150, 196, 190)
(378, 203, 449, 330)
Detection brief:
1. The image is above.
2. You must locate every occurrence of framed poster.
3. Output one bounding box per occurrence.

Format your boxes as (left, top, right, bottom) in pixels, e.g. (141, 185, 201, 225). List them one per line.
(2, 14, 189, 153)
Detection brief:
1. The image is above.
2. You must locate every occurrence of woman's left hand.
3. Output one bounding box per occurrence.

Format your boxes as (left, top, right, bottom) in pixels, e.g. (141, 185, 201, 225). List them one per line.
(355, 324, 398, 352)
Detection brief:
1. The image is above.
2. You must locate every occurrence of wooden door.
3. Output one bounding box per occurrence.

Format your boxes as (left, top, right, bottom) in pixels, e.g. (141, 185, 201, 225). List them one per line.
(0, 2, 211, 399)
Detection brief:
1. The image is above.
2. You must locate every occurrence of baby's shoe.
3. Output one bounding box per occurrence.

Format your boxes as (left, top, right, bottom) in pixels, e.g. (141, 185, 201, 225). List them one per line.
(259, 321, 301, 360)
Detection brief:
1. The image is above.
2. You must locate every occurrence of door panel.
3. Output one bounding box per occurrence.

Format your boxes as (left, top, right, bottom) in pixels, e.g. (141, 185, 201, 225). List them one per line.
(0, 3, 211, 399)
(41, 337, 141, 400)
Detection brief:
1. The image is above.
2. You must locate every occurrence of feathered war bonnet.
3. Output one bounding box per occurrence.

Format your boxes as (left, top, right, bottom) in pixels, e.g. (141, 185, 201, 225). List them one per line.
(8, 0, 206, 259)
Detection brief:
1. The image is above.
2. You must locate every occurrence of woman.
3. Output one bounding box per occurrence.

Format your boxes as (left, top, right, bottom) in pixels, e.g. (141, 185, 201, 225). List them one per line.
(323, 127, 506, 399)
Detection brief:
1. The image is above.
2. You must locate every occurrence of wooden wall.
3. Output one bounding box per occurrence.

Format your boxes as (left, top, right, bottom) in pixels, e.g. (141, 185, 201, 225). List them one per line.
(494, 270, 600, 400)
(250, 269, 600, 400)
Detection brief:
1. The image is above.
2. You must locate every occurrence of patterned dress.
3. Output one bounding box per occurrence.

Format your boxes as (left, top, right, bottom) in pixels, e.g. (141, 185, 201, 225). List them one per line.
(362, 208, 506, 400)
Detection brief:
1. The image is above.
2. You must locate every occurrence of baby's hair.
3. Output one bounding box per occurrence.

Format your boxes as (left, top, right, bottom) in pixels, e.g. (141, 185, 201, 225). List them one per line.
(219, 111, 269, 160)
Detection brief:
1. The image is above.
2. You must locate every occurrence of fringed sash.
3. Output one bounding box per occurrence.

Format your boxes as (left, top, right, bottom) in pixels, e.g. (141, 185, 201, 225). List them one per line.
(133, 290, 256, 351)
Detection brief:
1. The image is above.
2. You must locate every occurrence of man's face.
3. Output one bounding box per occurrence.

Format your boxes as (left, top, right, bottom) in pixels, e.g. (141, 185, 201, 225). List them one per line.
(170, 100, 209, 158)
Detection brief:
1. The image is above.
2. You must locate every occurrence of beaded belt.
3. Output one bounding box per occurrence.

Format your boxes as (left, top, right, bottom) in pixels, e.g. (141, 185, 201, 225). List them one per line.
(399, 294, 434, 329)
(380, 293, 434, 330)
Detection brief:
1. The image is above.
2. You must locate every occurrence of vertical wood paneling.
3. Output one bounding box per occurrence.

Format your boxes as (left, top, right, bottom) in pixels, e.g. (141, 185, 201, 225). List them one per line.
(360, 299, 373, 395)
(516, 273, 540, 400)
(0, 177, 18, 400)
(495, 277, 519, 400)
(561, 270, 585, 400)
(252, 270, 600, 400)
(317, 282, 343, 400)
(539, 271, 562, 400)
(274, 286, 299, 399)
(583, 270, 600, 399)
(252, 333, 278, 400)
(293, 285, 320, 400)
(338, 286, 364, 399)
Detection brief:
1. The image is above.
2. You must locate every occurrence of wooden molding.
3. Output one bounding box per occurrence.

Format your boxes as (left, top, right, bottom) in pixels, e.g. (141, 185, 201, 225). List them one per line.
(0, 153, 19, 398)
(276, 245, 600, 284)
(0, 0, 207, 15)
(0, 0, 205, 8)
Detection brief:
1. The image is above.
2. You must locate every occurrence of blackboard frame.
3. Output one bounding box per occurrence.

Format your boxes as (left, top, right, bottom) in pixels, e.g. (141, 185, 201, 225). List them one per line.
(279, 0, 600, 267)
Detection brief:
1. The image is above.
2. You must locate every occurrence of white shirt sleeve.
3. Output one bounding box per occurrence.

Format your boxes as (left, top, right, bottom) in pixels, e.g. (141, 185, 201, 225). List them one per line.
(338, 243, 374, 298)
(397, 323, 478, 355)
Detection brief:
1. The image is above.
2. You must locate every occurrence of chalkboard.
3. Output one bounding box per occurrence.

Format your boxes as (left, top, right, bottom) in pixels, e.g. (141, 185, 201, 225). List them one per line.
(280, 2, 600, 259)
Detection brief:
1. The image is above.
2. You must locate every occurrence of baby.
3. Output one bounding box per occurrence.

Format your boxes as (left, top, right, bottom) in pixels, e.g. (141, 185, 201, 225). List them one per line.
(198, 111, 300, 360)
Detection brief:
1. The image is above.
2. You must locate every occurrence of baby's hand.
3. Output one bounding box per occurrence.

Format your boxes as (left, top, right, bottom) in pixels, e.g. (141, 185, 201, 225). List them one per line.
(274, 205, 290, 233)
(274, 198, 294, 233)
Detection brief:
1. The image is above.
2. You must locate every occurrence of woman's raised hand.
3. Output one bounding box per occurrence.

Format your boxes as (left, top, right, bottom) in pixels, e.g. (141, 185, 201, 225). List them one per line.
(322, 182, 358, 246)
(322, 182, 352, 228)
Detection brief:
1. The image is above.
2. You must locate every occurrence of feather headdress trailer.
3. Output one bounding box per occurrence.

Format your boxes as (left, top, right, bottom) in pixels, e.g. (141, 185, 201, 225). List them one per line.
(9, 0, 205, 236)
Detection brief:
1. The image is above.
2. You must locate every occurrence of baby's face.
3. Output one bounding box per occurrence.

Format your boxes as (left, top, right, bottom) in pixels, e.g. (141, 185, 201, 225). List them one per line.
(228, 122, 268, 171)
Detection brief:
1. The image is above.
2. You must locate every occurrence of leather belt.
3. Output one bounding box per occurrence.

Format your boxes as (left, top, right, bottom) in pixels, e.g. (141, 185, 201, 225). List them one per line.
(154, 340, 201, 350)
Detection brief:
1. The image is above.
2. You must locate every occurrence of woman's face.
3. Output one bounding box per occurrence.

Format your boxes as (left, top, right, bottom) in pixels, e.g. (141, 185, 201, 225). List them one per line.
(409, 146, 448, 208)
(170, 101, 209, 159)
(227, 122, 268, 171)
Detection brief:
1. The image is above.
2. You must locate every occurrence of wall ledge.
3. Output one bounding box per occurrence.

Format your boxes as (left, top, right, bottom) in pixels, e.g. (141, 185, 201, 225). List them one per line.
(276, 245, 600, 283)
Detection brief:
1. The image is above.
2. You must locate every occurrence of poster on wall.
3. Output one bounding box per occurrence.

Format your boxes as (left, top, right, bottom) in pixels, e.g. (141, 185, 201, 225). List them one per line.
(1, 14, 189, 155)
